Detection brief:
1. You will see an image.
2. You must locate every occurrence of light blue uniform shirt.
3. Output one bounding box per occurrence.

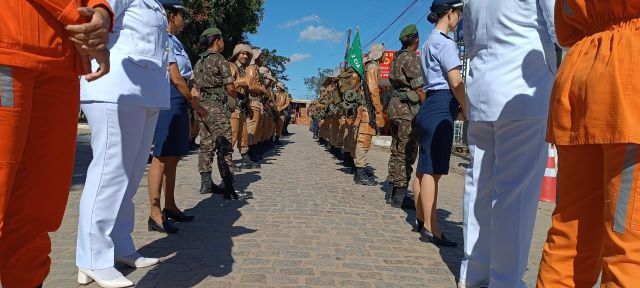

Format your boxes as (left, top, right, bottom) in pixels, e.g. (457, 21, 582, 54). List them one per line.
(81, 0, 171, 109)
(421, 29, 462, 92)
(462, 0, 557, 121)
(168, 33, 192, 79)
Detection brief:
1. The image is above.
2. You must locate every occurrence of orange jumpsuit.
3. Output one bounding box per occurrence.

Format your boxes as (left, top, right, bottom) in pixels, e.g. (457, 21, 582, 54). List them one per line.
(537, 1, 640, 287)
(0, 1, 112, 287)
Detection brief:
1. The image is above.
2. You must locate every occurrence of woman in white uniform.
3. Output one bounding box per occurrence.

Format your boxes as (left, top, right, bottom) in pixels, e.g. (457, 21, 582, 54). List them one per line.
(459, 0, 556, 287)
(75, 0, 171, 286)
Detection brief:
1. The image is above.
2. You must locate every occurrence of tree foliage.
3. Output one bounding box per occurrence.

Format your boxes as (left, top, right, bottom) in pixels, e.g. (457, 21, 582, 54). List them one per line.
(257, 48, 290, 82)
(179, 0, 265, 63)
(304, 68, 335, 99)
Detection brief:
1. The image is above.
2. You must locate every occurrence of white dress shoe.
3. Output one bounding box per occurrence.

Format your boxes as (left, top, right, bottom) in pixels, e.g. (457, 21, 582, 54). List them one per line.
(116, 253, 160, 268)
(77, 267, 133, 288)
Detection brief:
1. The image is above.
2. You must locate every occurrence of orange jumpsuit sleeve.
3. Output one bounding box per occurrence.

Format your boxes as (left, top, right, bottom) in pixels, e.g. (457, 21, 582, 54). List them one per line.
(30, 0, 114, 29)
(554, 0, 585, 47)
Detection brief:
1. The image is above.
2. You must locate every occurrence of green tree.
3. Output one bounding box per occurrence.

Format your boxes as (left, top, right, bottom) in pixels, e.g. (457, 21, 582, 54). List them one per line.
(179, 0, 265, 63)
(304, 68, 335, 99)
(257, 48, 290, 82)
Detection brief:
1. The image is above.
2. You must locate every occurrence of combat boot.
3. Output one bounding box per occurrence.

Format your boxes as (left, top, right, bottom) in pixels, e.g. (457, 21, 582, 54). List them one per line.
(391, 187, 408, 208)
(385, 183, 394, 203)
(199, 172, 213, 194)
(222, 176, 253, 200)
(342, 152, 353, 168)
(248, 145, 261, 162)
(241, 153, 261, 169)
(354, 167, 377, 186)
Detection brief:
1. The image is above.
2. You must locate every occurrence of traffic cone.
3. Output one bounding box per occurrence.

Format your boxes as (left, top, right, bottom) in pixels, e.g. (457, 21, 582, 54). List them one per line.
(539, 144, 557, 202)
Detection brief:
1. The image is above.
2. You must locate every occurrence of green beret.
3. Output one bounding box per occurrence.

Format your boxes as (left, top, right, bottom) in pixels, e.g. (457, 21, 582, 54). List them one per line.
(201, 27, 222, 38)
(399, 24, 418, 40)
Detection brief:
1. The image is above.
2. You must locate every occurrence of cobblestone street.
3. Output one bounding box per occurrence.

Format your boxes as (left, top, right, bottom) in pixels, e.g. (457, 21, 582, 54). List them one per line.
(46, 124, 554, 287)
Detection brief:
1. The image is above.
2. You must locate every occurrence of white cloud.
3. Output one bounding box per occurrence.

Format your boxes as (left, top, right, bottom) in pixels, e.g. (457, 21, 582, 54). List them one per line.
(279, 15, 319, 29)
(299, 26, 343, 42)
(289, 53, 312, 63)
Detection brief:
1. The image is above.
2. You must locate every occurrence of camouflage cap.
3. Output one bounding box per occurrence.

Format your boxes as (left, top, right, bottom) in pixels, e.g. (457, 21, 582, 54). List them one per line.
(201, 27, 222, 38)
(365, 43, 385, 63)
(276, 82, 286, 90)
(399, 24, 418, 40)
(230, 44, 253, 62)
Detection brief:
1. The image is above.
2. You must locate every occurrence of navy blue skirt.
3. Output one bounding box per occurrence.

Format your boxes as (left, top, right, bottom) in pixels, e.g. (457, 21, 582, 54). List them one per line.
(415, 89, 459, 175)
(153, 86, 189, 157)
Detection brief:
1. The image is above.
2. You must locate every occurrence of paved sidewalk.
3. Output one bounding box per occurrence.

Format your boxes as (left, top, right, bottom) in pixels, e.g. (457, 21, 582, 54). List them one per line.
(46, 124, 554, 287)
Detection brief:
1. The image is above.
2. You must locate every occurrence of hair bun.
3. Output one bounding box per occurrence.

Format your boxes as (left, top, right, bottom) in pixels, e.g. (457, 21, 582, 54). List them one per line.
(427, 13, 439, 24)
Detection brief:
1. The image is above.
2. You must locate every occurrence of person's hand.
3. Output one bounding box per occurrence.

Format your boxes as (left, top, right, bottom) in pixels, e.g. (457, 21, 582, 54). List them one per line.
(192, 103, 209, 118)
(375, 112, 386, 128)
(66, 7, 112, 52)
(76, 46, 111, 82)
(190, 95, 208, 118)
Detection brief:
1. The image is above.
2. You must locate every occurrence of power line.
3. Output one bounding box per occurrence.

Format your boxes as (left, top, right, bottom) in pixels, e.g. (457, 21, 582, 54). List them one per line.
(363, 0, 419, 48)
(377, 9, 429, 49)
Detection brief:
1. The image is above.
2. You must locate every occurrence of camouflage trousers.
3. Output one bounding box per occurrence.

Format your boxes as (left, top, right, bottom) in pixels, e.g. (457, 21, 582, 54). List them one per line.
(387, 118, 418, 188)
(198, 100, 233, 179)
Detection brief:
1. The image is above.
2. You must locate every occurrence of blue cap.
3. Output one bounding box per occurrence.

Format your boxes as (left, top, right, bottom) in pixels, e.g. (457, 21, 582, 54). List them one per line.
(159, 0, 184, 10)
(431, 0, 462, 13)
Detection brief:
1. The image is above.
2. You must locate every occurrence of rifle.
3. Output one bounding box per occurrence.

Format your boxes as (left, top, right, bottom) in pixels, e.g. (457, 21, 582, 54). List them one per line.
(361, 75, 378, 132)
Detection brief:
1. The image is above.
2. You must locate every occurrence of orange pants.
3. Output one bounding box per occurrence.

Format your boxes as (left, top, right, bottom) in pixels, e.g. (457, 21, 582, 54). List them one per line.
(0, 66, 79, 287)
(537, 144, 640, 288)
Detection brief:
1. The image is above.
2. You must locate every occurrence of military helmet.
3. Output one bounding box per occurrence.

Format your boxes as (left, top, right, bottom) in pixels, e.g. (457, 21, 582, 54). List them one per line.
(259, 66, 275, 81)
(365, 43, 385, 63)
(229, 44, 253, 62)
(276, 82, 286, 90)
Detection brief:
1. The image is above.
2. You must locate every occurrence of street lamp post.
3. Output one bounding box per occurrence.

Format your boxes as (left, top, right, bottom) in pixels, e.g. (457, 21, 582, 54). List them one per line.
(312, 15, 348, 48)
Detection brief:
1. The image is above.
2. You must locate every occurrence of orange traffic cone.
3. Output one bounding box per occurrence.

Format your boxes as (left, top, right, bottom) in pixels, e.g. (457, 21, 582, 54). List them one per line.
(539, 144, 557, 202)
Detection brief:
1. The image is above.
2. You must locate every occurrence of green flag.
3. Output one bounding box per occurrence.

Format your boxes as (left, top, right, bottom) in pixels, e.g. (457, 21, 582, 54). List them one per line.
(347, 31, 364, 76)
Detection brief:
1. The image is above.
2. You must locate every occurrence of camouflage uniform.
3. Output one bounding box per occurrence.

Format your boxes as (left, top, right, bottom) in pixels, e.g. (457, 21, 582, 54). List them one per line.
(386, 49, 423, 189)
(193, 50, 235, 178)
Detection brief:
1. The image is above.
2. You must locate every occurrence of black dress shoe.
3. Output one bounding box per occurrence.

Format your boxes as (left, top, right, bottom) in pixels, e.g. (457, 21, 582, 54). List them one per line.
(419, 228, 457, 247)
(163, 208, 194, 222)
(148, 217, 179, 234)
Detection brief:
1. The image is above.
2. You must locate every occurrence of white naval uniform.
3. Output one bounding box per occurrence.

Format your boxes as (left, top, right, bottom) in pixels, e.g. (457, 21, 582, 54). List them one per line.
(76, 0, 170, 270)
(459, 0, 557, 287)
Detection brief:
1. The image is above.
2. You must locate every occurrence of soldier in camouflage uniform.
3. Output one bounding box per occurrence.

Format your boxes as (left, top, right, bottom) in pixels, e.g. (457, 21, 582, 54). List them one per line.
(386, 24, 426, 208)
(229, 44, 260, 170)
(193, 27, 252, 200)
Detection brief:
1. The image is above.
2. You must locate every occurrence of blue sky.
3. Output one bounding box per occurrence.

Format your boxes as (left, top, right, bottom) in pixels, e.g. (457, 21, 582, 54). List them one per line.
(247, 0, 436, 100)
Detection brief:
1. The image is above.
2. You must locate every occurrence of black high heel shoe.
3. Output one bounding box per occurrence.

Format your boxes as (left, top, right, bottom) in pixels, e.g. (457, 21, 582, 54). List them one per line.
(411, 219, 424, 233)
(148, 217, 179, 234)
(419, 228, 457, 247)
(163, 208, 194, 222)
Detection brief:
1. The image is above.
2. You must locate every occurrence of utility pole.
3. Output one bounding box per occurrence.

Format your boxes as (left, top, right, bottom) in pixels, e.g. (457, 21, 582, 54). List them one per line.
(343, 28, 352, 68)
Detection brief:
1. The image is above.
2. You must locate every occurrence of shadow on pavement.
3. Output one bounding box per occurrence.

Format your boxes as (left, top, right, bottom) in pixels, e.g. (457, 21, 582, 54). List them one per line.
(133, 195, 256, 287)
